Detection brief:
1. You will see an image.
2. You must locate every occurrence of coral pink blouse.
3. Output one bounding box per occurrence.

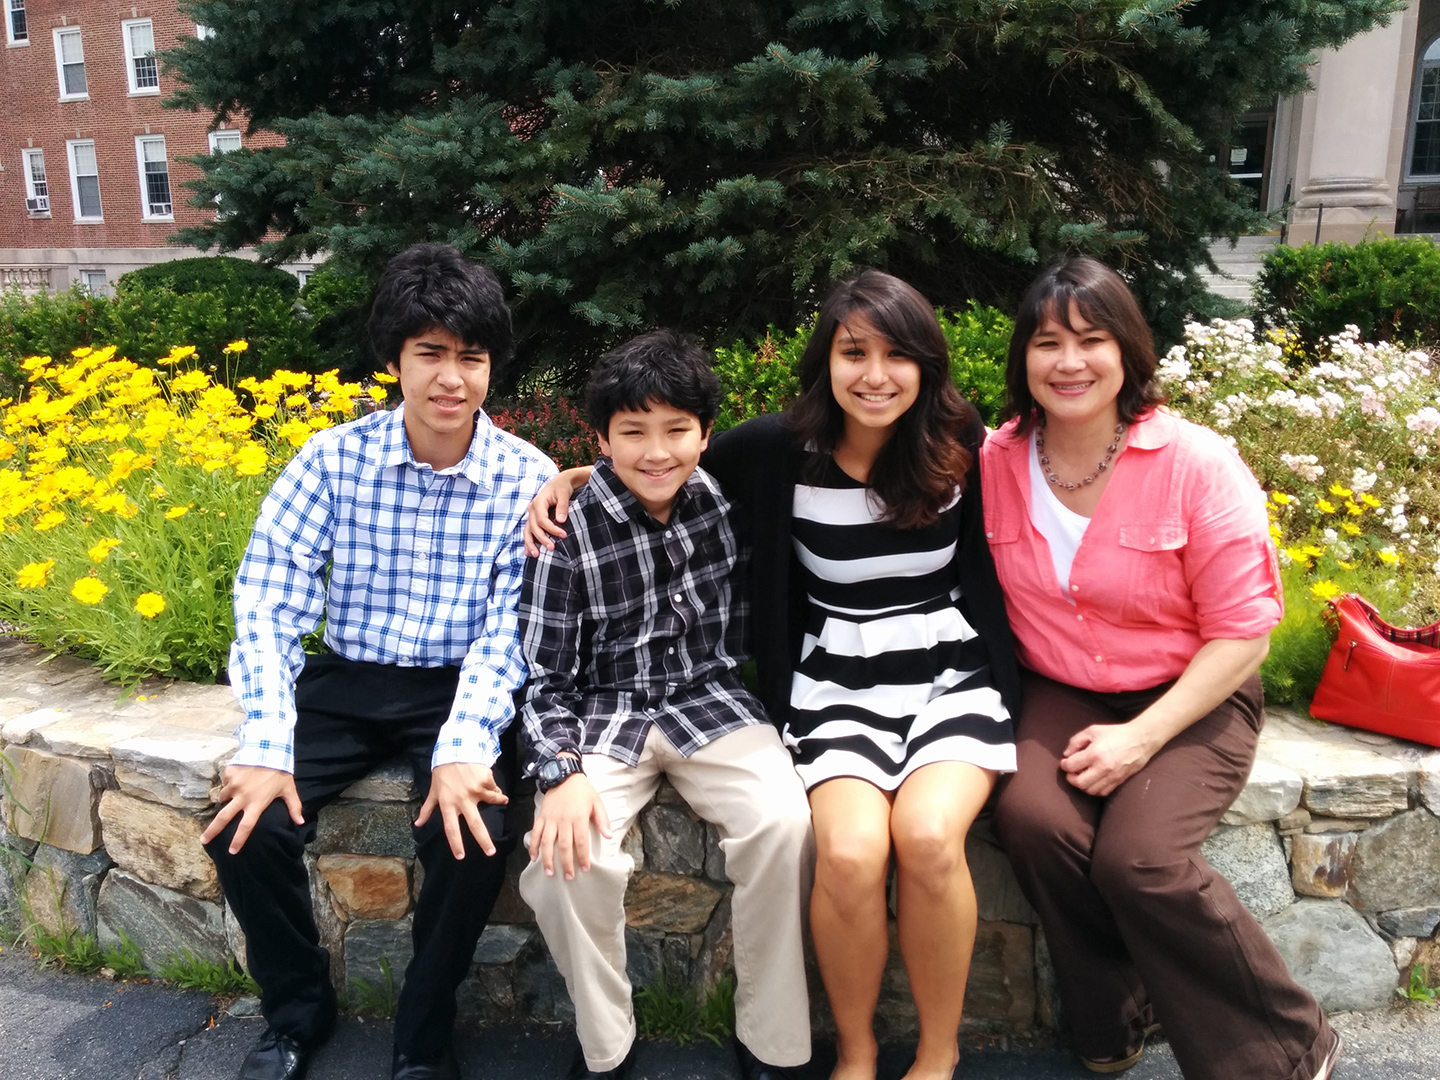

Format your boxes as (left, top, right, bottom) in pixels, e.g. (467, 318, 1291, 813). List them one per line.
(980, 409, 1282, 692)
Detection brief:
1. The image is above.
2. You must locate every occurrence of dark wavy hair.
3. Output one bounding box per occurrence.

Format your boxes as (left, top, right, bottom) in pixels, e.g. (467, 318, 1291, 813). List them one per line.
(585, 329, 720, 437)
(786, 270, 974, 529)
(368, 243, 514, 375)
(1004, 256, 1164, 435)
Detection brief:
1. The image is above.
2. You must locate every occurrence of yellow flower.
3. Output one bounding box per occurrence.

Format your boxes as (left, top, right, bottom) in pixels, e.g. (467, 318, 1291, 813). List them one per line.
(253, 403, 277, 419)
(1309, 580, 1340, 601)
(133, 592, 166, 618)
(373, 372, 398, 384)
(1327, 484, 1352, 499)
(0, 439, 15, 461)
(1336, 559, 1357, 570)
(88, 537, 121, 562)
(1302, 545, 1325, 558)
(276, 419, 313, 447)
(1345, 501, 1363, 516)
(149, 484, 168, 499)
(159, 345, 197, 366)
(367, 386, 388, 403)
(165, 505, 191, 520)
(1341, 522, 1361, 536)
(170, 371, 211, 394)
(16, 559, 55, 588)
(1361, 493, 1382, 508)
(1315, 499, 1337, 515)
(232, 443, 269, 477)
(70, 577, 109, 604)
(224, 339, 249, 353)
(274, 370, 311, 389)
(1283, 546, 1311, 566)
(33, 510, 66, 531)
(1377, 548, 1401, 566)
(284, 393, 309, 409)
(1270, 492, 1292, 505)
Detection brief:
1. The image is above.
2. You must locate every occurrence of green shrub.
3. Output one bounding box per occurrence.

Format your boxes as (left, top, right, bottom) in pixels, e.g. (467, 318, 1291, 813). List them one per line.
(118, 256, 298, 299)
(940, 302, 1013, 427)
(488, 395, 600, 470)
(299, 264, 376, 378)
(1253, 238, 1440, 353)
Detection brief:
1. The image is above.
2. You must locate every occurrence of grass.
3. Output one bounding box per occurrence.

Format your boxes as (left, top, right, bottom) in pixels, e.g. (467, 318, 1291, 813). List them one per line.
(634, 974, 736, 1047)
(1396, 964, 1438, 1005)
(349, 955, 399, 1019)
(154, 950, 259, 995)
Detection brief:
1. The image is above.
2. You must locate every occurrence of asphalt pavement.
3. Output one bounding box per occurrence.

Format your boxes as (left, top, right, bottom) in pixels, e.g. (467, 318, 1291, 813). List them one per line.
(2, 943, 1438, 1080)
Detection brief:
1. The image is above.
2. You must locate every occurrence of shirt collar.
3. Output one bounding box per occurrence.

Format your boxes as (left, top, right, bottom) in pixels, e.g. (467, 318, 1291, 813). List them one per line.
(993, 408, 1176, 453)
(591, 457, 701, 526)
(377, 403, 495, 487)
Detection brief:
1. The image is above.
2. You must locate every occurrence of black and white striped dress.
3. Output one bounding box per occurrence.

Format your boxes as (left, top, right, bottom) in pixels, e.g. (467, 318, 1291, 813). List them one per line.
(785, 456, 1016, 791)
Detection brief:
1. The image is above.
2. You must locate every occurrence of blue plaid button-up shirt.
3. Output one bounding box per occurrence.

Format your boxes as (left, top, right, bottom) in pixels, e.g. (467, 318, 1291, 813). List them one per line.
(228, 405, 557, 773)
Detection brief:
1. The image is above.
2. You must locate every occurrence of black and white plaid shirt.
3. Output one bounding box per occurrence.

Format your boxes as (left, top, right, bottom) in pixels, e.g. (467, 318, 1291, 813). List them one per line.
(519, 459, 765, 772)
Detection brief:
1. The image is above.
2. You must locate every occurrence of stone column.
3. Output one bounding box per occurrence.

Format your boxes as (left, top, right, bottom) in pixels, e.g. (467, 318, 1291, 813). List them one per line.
(1288, 4, 1420, 243)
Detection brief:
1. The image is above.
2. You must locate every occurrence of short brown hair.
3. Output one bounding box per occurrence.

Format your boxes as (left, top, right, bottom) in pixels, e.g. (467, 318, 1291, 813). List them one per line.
(1004, 257, 1164, 435)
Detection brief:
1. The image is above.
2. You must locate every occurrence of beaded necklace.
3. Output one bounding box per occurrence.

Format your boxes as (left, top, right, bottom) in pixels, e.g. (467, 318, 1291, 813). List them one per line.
(1035, 422, 1126, 491)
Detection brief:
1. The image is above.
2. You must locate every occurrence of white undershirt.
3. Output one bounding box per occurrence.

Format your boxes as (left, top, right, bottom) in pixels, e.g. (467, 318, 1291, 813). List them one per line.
(1028, 431, 1090, 597)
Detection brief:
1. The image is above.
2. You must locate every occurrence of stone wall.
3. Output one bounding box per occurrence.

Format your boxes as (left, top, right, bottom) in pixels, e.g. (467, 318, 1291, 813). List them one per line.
(2, 636, 1438, 1037)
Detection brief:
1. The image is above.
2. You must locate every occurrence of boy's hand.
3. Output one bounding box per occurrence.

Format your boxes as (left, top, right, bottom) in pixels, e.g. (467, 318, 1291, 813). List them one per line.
(416, 762, 510, 859)
(201, 765, 304, 855)
(528, 772, 612, 880)
(523, 468, 592, 556)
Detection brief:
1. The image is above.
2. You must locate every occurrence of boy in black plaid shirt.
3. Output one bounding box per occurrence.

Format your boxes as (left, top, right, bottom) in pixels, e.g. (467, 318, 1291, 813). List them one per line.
(518, 331, 812, 1080)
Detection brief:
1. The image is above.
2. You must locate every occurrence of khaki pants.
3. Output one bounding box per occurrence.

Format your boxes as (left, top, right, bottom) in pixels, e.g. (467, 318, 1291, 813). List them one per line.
(520, 723, 814, 1071)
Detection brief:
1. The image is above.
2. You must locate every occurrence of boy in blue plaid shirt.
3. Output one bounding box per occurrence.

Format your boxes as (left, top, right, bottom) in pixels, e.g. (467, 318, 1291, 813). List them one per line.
(518, 331, 812, 1080)
(203, 244, 555, 1080)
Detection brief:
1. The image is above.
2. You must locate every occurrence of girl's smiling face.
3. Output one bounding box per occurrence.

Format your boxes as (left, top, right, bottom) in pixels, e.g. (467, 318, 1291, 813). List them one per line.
(828, 313, 921, 439)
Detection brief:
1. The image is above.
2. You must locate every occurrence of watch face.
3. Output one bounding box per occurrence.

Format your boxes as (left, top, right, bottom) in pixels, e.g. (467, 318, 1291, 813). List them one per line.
(540, 759, 562, 783)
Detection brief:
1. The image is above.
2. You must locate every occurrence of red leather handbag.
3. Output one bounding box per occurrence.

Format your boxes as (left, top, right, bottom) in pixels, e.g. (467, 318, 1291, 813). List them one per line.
(1308, 593, 1440, 748)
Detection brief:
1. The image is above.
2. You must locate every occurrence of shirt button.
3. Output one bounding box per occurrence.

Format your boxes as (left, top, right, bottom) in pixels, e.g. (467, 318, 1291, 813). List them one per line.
(1076, 614, 1084, 621)
(673, 593, 683, 603)
(1094, 655, 1103, 662)
(665, 530, 673, 537)
(986, 531, 993, 538)
(1071, 584, 1080, 592)
(668, 647, 675, 655)
(1149, 537, 1156, 545)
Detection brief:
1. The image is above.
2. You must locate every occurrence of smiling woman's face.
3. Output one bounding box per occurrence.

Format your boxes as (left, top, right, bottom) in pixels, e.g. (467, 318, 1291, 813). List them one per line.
(828, 313, 921, 440)
(1025, 300, 1124, 430)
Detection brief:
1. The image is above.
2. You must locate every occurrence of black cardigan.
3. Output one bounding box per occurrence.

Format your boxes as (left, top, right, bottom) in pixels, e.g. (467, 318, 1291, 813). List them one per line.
(701, 411, 1023, 728)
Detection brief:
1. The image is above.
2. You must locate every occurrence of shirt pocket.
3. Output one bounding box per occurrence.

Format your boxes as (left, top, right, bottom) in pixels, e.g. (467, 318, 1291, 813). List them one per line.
(433, 538, 491, 617)
(1115, 520, 1189, 624)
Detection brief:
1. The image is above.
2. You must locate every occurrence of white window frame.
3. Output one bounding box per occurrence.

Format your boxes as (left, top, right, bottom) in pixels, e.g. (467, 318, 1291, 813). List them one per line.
(53, 27, 87, 100)
(21, 147, 49, 214)
(135, 135, 174, 221)
(208, 129, 241, 154)
(79, 269, 107, 295)
(66, 138, 102, 222)
(1407, 38, 1440, 182)
(6, 0, 27, 45)
(121, 18, 159, 95)
(194, 24, 213, 41)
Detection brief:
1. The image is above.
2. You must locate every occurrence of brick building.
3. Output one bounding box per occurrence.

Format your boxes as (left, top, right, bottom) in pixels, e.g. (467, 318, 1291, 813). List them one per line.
(0, 0, 309, 295)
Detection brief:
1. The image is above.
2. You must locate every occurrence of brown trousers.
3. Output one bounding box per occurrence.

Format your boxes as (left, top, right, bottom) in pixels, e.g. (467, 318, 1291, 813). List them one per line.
(992, 671, 1336, 1080)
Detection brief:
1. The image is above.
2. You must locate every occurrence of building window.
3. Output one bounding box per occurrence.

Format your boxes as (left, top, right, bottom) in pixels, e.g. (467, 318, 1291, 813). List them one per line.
(1412, 39, 1440, 177)
(208, 129, 242, 154)
(136, 136, 173, 219)
(194, 24, 213, 41)
(6, 0, 26, 44)
(54, 27, 87, 99)
(79, 269, 107, 295)
(122, 19, 158, 94)
(22, 148, 49, 213)
(66, 139, 102, 221)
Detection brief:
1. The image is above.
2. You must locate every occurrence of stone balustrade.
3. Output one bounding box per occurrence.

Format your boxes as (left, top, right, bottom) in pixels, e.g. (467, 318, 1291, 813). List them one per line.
(0, 267, 53, 294)
(2, 635, 1438, 1037)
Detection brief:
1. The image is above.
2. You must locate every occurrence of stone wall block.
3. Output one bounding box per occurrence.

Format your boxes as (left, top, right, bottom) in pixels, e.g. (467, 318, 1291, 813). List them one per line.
(640, 804, 705, 876)
(703, 823, 726, 882)
(315, 855, 412, 920)
(692, 893, 734, 997)
(964, 921, 1037, 1031)
(0, 708, 66, 747)
(344, 915, 412, 997)
(662, 932, 692, 988)
(1262, 899, 1398, 1011)
(621, 820, 645, 872)
(313, 800, 417, 858)
(456, 963, 517, 1019)
(0, 816, 37, 925)
(223, 900, 247, 971)
(338, 758, 417, 802)
(1290, 832, 1358, 899)
(968, 833, 1037, 925)
(487, 852, 533, 925)
(306, 854, 347, 993)
(472, 923, 532, 966)
(33, 717, 148, 759)
(23, 843, 112, 937)
(1348, 809, 1440, 912)
(1221, 759, 1304, 826)
(1376, 907, 1440, 939)
(97, 790, 219, 900)
(1301, 764, 1410, 819)
(1200, 823, 1295, 918)
(1033, 928, 1062, 1032)
(1419, 754, 1440, 815)
(3, 745, 102, 854)
(514, 936, 575, 1022)
(624, 927, 664, 994)
(624, 871, 724, 933)
(109, 731, 238, 808)
(96, 869, 228, 967)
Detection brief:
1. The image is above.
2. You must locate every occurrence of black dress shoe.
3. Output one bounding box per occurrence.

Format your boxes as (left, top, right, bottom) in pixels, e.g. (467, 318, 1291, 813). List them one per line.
(734, 1039, 803, 1080)
(564, 1039, 637, 1079)
(392, 1047, 460, 1080)
(239, 1027, 311, 1080)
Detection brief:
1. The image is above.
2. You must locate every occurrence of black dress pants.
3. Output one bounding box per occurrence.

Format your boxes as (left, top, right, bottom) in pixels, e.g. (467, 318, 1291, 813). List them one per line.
(205, 653, 514, 1059)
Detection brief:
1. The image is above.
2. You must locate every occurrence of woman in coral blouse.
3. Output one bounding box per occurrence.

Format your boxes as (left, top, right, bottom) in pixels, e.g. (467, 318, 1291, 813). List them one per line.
(985, 257, 1341, 1080)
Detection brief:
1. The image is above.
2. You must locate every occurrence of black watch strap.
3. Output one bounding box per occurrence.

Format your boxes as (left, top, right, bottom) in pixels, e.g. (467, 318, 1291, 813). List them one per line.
(536, 754, 584, 792)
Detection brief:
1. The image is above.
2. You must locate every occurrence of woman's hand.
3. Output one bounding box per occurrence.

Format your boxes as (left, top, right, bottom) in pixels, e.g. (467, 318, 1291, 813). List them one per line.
(1060, 722, 1158, 797)
(524, 467, 593, 556)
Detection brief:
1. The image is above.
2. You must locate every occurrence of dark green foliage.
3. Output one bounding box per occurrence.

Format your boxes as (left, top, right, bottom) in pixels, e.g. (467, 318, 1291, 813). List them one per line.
(1253, 238, 1440, 353)
(299, 265, 376, 378)
(165, 0, 1401, 382)
(349, 955, 399, 1018)
(634, 974, 735, 1046)
(940, 303, 1014, 428)
(154, 951, 260, 995)
(488, 394, 600, 468)
(118, 256, 298, 298)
